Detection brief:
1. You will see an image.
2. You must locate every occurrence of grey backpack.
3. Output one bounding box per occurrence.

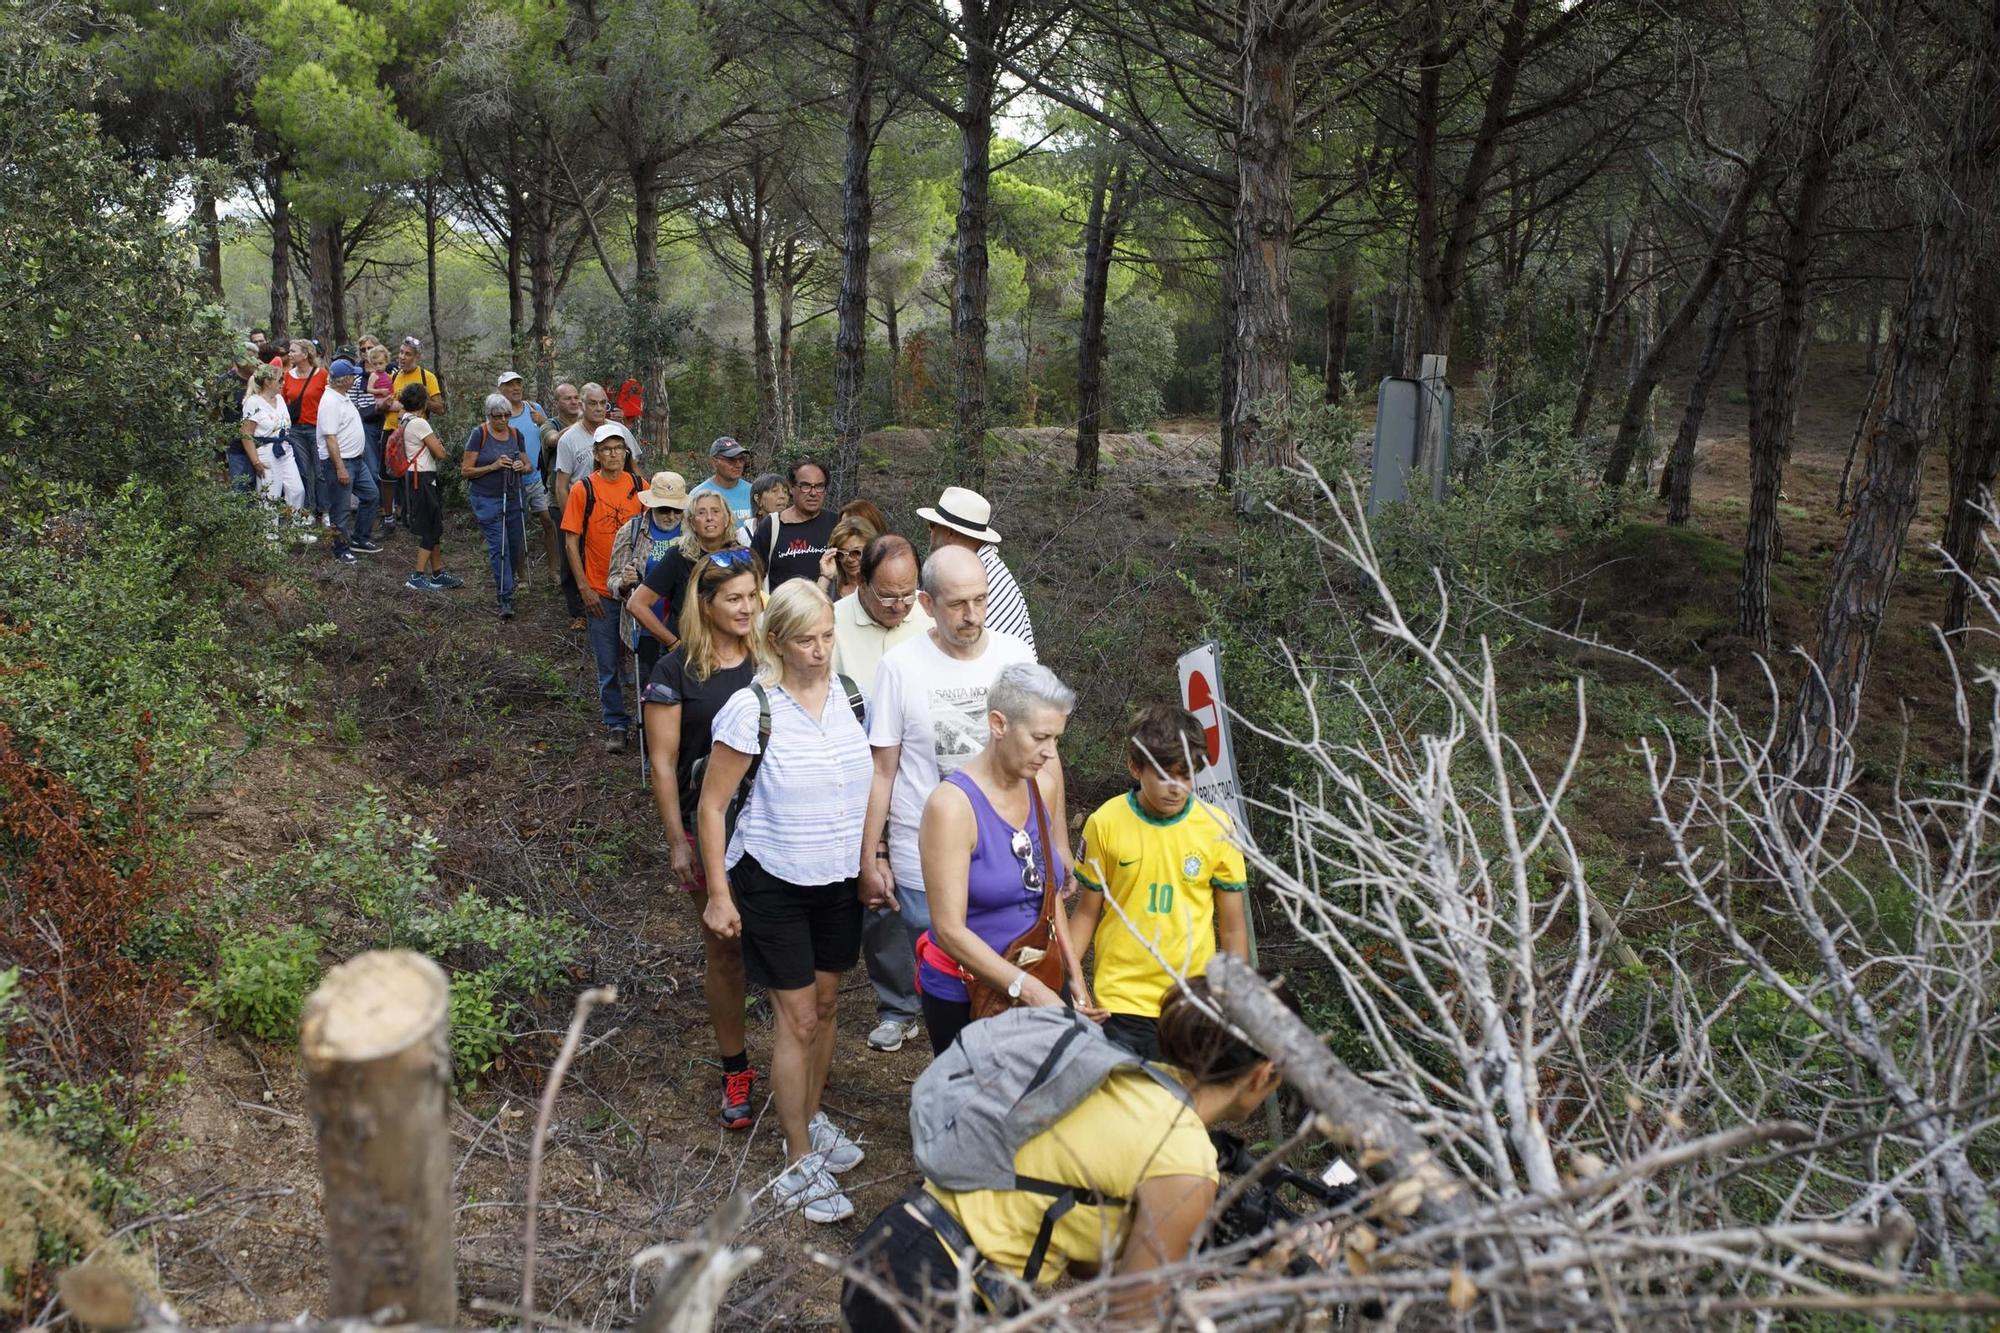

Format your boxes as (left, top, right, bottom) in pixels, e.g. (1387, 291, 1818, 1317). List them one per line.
(910, 1006, 1191, 1280)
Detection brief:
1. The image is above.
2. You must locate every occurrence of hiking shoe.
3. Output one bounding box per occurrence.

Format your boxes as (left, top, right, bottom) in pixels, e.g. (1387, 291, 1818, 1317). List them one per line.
(808, 1112, 864, 1173)
(866, 1017, 919, 1053)
(350, 538, 384, 554)
(773, 1159, 853, 1224)
(333, 549, 357, 564)
(720, 1067, 757, 1131)
(431, 571, 465, 589)
(404, 573, 440, 591)
(604, 727, 627, 755)
(497, 599, 515, 620)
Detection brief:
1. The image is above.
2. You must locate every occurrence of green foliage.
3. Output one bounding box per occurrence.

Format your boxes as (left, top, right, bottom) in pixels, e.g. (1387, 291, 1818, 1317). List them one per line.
(0, 7, 232, 505)
(408, 893, 585, 1000)
(199, 927, 320, 1041)
(447, 970, 511, 1089)
(309, 789, 442, 941)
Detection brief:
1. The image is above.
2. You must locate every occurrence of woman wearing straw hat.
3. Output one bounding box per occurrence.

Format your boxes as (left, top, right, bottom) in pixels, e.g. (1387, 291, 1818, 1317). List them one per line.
(610, 469, 691, 684)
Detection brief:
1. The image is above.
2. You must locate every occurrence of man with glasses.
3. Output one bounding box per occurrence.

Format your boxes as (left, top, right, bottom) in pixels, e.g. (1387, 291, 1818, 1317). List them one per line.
(553, 383, 640, 628)
(855, 544, 1038, 1053)
(749, 458, 837, 591)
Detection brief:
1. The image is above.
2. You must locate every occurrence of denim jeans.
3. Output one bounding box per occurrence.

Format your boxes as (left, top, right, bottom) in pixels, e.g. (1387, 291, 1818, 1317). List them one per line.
(318, 455, 354, 550)
(225, 444, 257, 491)
(864, 884, 930, 1024)
(291, 425, 319, 512)
(468, 491, 523, 603)
(584, 604, 631, 732)
(348, 450, 381, 543)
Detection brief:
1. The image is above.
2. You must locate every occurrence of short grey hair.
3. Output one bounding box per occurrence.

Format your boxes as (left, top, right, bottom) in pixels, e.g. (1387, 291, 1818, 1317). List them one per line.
(483, 392, 512, 417)
(987, 662, 1077, 723)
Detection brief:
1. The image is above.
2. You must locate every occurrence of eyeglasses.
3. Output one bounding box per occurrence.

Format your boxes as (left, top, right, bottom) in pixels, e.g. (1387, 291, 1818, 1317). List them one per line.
(793, 481, 827, 492)
(706, 548, 756, 570)
(1009, 828, 1043, 897)
(869, 587, 916, 607)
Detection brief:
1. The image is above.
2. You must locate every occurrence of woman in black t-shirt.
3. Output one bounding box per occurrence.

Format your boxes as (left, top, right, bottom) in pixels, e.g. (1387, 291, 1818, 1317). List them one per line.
(641, 549, 765, 1130)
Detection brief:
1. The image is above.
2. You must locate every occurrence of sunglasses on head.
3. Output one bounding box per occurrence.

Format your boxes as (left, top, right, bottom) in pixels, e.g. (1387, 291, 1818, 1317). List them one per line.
(705, 548, 756, 571)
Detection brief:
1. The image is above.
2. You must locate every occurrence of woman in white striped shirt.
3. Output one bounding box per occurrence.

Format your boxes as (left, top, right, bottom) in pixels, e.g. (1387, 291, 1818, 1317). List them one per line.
(696, 579, 872, 1223)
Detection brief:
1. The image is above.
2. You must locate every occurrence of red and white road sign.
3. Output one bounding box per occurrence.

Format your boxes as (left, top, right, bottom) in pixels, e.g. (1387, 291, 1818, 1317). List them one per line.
(1176, 641, 1251, 842)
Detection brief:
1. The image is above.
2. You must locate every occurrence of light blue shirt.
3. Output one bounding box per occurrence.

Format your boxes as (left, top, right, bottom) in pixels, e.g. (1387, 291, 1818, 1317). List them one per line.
(509, 401, 547, 467)
(689, 476, 755, 526)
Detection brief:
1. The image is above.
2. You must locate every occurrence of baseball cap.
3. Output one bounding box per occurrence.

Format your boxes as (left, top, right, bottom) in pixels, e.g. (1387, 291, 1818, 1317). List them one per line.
(708, 436, 747, 458)
(328, 358, 361, 379)
(592, 422, 636, 449)
(497, 370, 523, 386)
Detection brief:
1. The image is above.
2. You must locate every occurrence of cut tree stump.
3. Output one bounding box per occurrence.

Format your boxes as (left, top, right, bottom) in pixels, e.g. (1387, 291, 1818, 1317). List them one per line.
(300, 950, 457, 1326)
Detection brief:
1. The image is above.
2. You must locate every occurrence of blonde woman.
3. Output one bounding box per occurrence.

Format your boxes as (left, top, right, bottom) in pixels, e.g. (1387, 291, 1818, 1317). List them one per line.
(241, 363, 306, 515)
(628, 490, 742, 662)
(817, 514, 877, 601)
(642, 549, 764, 1130)
(697, 579, 870, 1223)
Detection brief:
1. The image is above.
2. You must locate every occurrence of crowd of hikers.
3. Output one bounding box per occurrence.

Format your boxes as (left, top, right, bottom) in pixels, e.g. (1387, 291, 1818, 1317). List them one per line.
(217, 330, 1296, 1328)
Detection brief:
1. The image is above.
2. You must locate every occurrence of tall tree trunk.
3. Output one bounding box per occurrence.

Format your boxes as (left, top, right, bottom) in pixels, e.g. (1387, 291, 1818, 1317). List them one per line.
(1414, 0, 1534, 366)
(1782, 4, 1999, 786)
(747, 214, 778, 451)
(880, 283, 904, 418)
(776, 249, 798, 447)
(506, 191, 526, 369)
(831, 0, 877, 501)
(631, 161, 670, 452)
(1864, 300, 1883, 376)
(1323, 247, 1353, 403)
(1661, 272, 1743, 526)
(1075, 160, 1131, 485)
(425, 179, 443, 390)
(1738, 40, 1844, 646)
(1229, 0, 1303, 499)
(328, 228, 349, 347)
(952, 16, 998, 489)
(308, 219, 339, 351)
(1218, 263, 1241, 490)
(1943, 266, 2000, 633)
(528, 232, 559, 405)
(1601, 144, 1771, 486)
(1573, 217, 1643, 435)
(267, 161, 291, 342)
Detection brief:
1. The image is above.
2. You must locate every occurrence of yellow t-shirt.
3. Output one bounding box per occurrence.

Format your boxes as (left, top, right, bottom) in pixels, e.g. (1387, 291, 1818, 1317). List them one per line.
(1075, 792, 1249, 1017)
(386, 368, 441, 430)
(929, 1069, 1217, 1282)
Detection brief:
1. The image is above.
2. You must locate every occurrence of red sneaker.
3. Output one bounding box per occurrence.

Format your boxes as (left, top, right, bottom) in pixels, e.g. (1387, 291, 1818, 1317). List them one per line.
(720, 1067, 757, 1131)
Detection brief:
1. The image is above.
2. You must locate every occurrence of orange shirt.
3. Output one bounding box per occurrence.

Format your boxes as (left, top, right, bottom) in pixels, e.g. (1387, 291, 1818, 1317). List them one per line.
(560, 470, 644, 596)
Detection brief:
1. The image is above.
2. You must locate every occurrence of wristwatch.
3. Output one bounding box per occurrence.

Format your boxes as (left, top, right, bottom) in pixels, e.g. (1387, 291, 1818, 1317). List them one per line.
(1007, 971, 1026, 1001)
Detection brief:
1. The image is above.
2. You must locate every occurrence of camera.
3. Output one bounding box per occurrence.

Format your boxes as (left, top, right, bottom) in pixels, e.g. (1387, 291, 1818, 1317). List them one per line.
(1204, 1130, 1361, 1277)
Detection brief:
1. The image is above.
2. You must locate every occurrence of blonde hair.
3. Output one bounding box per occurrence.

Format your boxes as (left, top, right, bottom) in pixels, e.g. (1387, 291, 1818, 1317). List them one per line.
(678, 491, 737, 560)
(752, 579, 833, 686)
(677, 554, 762, 681)
(829, 514, 878, 551)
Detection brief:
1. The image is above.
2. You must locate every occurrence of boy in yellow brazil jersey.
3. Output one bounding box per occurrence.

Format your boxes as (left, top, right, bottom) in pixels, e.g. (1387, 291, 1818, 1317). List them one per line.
(1069, 705, 1248, 1060)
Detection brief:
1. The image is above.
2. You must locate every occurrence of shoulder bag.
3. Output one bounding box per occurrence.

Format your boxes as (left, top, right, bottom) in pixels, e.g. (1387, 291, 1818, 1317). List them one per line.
(968, 783, 1068, 1022)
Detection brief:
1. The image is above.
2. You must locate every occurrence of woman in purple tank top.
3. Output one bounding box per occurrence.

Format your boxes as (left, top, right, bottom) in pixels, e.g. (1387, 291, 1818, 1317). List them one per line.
(916, 663, 1095, 1056)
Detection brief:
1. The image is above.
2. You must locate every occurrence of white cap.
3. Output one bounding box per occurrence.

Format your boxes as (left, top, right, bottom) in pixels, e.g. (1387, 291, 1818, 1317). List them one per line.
(496, 370, 523, 386)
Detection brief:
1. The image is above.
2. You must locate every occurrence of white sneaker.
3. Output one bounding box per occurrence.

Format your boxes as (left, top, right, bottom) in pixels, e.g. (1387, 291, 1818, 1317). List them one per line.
(773, 1158, 853, 1223)
(867, 1017, 919, 1052)
(808, 1112, 864, 1173)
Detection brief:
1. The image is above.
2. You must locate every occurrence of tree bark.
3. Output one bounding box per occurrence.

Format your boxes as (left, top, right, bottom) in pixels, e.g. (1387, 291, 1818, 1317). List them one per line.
(267, 161, 291, 342)
(1322, 248, 1353, 404)
(831, 0, 878, 502)
(1075, 160, 1131, 486)
(1943, 268, 2000, 633)
(1228, 0, 1303, 498)
(776, 238, 800, 447)
(1738, 44, 1844, 647)
(1218, 264, 1240, 491)
(424, 179, 443, 390)
(1782, 5, 1999, 785)
(505, 189, 526, 369)
(880, 281, 904, 418)
(632, 161, 670, 452)
(952, 10, 998, 489)
(1573, 217, 1643, 435)
(300, 951, 456, 1326)
(307, 219, 339, 351)
(1661, 272, 1742, 526)
(1601, 143, 1773, 487)
(744, 200, 778, 450)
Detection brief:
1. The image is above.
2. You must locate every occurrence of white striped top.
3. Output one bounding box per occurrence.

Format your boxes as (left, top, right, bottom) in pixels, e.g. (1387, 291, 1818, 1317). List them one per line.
(978, 544, 1035, 654)
(714, 679, 872, 885)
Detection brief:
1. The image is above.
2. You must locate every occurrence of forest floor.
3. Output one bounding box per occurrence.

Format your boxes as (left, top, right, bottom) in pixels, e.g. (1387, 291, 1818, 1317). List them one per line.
(138, 346, 1979, 1329)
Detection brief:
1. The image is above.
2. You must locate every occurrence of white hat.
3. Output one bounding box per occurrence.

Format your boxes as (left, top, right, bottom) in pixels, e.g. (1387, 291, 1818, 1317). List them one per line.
(636, 470, 690, 509)
(496, 370, 523, 386)
(918, 486, 1002, 544)
(591, 421, 636, 448)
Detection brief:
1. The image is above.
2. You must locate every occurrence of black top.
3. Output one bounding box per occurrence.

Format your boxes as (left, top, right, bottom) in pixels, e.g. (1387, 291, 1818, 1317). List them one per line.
(750, 510, 838, 591)
(642, 649, 757, 821)
(639, 546, 699, 639)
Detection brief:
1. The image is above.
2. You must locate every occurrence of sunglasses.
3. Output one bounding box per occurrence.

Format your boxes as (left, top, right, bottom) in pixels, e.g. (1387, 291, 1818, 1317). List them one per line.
(705, 548, 756, 571)
(1009, 828, 1044, 897)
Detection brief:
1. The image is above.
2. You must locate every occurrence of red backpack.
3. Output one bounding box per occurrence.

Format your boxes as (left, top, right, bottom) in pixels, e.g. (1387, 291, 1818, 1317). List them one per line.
(382, 424, 413, 478)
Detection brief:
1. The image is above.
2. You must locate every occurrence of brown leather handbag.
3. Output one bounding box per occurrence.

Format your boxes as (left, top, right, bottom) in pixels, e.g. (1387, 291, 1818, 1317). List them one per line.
(968, 783, 1067, 1021)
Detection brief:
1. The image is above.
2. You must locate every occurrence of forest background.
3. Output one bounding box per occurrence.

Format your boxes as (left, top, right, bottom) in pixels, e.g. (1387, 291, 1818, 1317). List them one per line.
(4, 0, 2000, 1324)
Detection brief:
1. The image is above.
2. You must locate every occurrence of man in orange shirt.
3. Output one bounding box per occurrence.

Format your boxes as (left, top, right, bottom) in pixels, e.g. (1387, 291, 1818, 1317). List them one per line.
(563, 422, 647, 753)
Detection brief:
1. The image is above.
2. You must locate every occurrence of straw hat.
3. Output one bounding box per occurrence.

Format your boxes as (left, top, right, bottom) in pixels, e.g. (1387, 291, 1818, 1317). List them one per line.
(917, 486, 1002, 544)
(636, 470, 690, 510)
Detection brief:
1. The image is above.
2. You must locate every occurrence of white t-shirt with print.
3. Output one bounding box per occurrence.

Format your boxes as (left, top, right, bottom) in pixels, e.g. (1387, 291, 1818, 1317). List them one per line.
(241, 392, 290, 441)
(868, 629, 1036, 898)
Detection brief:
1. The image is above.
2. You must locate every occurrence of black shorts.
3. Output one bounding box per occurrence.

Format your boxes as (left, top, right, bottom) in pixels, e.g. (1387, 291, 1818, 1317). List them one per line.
(1101, 1012, 1163, 1062)
(407, 471, 444, 548)
(729, 852, 862, 992)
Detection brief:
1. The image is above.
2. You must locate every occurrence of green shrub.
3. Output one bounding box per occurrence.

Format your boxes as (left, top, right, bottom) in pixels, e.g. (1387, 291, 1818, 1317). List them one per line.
(306, 790, 442, 941)
(408, 892, 584, 999)
(200, 926, 320, 1041)
(447, 970, 511, 1088)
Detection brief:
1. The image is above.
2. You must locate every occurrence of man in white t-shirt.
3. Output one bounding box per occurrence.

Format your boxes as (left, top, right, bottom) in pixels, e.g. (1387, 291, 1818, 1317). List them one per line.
(857, 543, 1038, 1052)
(315, 358, 374, 563)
